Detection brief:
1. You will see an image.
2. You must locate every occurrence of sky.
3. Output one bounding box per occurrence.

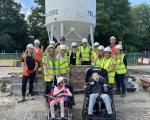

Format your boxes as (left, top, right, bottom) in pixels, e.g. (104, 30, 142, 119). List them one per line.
(15, 0, 150, 15)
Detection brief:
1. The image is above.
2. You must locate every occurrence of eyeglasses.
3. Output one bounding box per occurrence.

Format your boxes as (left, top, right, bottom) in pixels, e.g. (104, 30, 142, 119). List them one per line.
(72, 46, 77, 48)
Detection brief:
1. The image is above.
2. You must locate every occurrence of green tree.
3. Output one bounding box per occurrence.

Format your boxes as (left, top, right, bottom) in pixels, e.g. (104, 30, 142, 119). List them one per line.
(0, 0, 29, 52)
(131, 4, 150, 51)
(95, 0, 135, 50)
(28, 0, 48, 49)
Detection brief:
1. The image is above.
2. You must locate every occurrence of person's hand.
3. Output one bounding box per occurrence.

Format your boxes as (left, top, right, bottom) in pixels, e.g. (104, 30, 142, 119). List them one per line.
(23, 67, 28, 71)
(60, 86, 65, 91)
(58, 93, 64, 96)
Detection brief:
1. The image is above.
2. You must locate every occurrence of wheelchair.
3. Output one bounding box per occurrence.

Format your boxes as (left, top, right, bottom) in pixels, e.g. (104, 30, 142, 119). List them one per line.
(45, 83, 74, 120)
(82, 67, 116, 120)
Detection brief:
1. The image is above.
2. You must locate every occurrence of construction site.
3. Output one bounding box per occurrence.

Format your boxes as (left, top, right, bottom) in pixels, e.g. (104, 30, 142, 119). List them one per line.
(1, 0, 150, 120)
(0, 63, 150, 120)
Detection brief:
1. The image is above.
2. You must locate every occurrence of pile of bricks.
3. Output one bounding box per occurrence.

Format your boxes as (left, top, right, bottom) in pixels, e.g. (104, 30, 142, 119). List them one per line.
(69, 65, 91, 91)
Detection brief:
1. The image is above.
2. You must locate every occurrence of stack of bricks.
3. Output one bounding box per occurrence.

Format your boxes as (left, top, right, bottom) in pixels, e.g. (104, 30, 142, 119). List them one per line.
(69, 65, 91, 91)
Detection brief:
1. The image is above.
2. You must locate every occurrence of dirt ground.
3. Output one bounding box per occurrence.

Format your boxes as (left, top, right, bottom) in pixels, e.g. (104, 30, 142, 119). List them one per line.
(0, 91, 150, 120)
(0, 66, 150, 120)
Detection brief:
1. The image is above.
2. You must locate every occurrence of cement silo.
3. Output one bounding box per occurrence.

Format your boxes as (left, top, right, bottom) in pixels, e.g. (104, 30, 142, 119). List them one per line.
(45, 0, 96, 47)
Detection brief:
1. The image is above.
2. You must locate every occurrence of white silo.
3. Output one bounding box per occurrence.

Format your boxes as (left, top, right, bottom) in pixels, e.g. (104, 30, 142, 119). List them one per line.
(45, 0, 96, 48)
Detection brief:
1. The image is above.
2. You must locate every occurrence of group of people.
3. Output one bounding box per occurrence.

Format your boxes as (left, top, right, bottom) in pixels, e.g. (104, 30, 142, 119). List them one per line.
(18, 35, 127, 119)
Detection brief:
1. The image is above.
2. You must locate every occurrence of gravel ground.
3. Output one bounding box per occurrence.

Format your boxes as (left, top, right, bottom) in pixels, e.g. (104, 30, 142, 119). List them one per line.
(0, 66, 150, 120)
(0, 91, 150, 120)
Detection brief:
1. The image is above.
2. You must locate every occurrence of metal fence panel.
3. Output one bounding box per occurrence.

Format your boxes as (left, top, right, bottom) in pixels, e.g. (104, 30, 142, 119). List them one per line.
(0, 52, 150, 66)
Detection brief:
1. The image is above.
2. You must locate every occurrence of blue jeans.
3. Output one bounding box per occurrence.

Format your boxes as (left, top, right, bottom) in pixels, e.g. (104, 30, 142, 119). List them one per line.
(116, 74, 126, 94)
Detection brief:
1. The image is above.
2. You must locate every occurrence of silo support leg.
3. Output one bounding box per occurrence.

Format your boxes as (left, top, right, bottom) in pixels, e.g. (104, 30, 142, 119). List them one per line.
(50, 24, 54, 42)
(47, 29, 51, 44)
(90, 26, 94, 50)
(61, 23, 64, 37)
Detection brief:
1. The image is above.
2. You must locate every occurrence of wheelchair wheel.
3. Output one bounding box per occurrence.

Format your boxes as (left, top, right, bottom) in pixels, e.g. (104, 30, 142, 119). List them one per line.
(82, 95, 88, 120)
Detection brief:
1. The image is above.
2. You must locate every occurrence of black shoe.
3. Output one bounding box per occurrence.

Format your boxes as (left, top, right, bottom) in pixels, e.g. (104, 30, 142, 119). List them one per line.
(87, 114, 92, 120)
(104, 114, 113, 118)
(51, 118, 56, 120)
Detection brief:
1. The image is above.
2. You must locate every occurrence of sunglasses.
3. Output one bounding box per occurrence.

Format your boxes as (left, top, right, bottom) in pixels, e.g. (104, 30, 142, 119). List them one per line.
(60, 80, 67, 84)
(73, 46, 77, 48)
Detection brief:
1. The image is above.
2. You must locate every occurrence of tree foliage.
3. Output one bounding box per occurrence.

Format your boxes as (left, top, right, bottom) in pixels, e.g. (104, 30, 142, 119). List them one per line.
(28, 0, 48, 49)
(131, 4, 150, 51)
(0, 0, 29, 52)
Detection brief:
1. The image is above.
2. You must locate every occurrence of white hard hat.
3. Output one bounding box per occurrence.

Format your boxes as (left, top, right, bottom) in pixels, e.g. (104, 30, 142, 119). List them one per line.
(82, 38, 88, 43)
(94, 42, 99, 47)
(116, 45, 122, 49)
(57, 76, 65, 84)
(34, 39, 40, 44)
(98, 45, 104, 50)
(60, 45, 67, 50)
(110, 36, 116, 41)
(71, 42, 78, 47)
(104, 47, 112, 53)
(26, 44, 34, 49)
(49, 41, 55, 45)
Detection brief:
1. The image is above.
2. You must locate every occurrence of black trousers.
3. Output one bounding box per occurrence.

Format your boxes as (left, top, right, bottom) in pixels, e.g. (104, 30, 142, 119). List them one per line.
(22, 75, 35, 97)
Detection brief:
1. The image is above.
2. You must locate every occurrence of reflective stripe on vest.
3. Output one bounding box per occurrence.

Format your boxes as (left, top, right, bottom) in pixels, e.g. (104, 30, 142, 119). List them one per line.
(42, 56, 56, 82)
(80, 46, 91, 61)
(102, 58, 115, 83)
(116, 54, 127, 74)
(69, 51, 80, 65)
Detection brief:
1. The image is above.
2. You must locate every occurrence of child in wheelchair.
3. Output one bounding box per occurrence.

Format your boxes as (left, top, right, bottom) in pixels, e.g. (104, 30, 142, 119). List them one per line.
(48, 76, 72, 120)
(87, 72, 113, 120)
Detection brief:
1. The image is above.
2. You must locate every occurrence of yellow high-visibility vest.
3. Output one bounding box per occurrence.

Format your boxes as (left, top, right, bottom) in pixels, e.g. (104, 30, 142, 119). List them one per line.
(80, 46, 91, 62)
(91, 51, 98, 61)
(116, 54, 127, 74)
(56, 54, 69, 75)
(42, 56, 58, 82)
(92, 57, 104, 68)
(101, 57, 115, 84)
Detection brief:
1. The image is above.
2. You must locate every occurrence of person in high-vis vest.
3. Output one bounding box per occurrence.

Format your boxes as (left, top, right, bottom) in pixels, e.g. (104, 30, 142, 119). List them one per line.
(115, 45, 127, 98)
(80, 38, 91, 65)
(42, 45, 58, 95)
(91, 42, 100, 64)
(56, 45, 69, 77)
(56, 36, 69, 56)
(92, 45, 104, 68)
(102, 47, 115, 85)
(18, 44, 38, 103)
(34, 39, 43, 68)
(69, 42, 81, 65)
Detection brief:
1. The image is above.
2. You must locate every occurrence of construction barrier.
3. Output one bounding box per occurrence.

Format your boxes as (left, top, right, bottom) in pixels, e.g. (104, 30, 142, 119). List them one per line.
(138, 58, 150, 65)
